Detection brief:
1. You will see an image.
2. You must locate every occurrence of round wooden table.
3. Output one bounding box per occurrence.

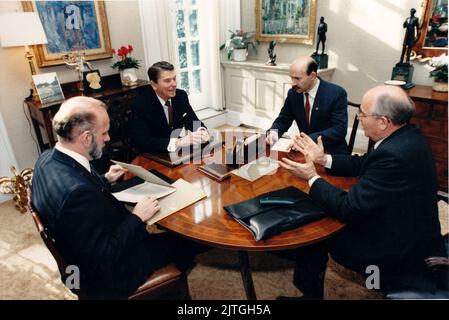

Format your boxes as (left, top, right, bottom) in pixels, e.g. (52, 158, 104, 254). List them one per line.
(133, 149, 357, 299)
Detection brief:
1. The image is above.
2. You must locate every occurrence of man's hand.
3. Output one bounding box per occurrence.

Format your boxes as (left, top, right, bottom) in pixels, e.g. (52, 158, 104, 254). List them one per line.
(291, 133, 327, 165)
(265, 130, 279, 145)
(105, 164, 127, 183)
(279, 157, 318, 181)
(176, 131, 202, 147)
(196, 127, 210, 143)
(133, 196, 161, 222)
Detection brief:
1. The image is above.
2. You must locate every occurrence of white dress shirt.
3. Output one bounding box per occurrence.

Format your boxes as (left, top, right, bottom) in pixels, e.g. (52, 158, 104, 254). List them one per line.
(55, 143, 91, 173)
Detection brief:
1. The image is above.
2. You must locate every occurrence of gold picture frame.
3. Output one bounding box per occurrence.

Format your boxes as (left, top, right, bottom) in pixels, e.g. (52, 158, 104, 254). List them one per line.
(256, 0, 317, 45)
(413, 0, 448, 59)
(22, 1, 112, 67)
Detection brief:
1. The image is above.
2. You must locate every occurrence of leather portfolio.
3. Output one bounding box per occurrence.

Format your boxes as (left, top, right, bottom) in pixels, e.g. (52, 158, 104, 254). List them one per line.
(224, 186, 326, 241)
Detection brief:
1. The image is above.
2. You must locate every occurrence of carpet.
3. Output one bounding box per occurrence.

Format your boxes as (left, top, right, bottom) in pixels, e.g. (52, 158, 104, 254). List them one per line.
(0, 199, 447, 300)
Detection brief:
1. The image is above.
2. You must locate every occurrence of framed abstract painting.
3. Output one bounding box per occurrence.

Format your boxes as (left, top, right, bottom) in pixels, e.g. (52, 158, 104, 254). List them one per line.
(22, 1, 112, 67)
(256, 0, 317, 45)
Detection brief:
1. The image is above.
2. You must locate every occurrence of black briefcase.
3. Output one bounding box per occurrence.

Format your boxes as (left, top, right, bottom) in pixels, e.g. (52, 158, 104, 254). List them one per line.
(224, 186, 326, 241)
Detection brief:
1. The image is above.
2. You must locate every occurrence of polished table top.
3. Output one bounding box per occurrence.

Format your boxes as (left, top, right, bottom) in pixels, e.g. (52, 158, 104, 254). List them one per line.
(133, 149, 357, 251)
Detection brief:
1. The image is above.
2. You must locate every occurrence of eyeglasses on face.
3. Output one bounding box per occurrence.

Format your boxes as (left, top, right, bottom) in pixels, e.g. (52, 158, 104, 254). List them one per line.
(356, 111, 383, 119)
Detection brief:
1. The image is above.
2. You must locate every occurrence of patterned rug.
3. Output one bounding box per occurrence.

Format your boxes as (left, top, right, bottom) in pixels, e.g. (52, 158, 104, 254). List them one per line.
(1, 199, 446, 300)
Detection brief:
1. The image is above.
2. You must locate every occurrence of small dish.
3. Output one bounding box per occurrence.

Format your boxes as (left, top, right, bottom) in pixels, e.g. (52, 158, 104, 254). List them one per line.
(384, 80, 406, 86)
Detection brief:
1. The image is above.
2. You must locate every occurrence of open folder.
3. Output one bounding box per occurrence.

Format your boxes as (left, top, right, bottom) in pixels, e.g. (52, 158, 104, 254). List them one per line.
(111, 160, 207, 225)
(111, 160, 176, 203)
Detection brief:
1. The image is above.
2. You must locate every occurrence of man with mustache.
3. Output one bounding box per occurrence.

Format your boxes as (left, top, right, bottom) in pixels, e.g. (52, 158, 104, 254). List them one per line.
(266, 56, 349, 155)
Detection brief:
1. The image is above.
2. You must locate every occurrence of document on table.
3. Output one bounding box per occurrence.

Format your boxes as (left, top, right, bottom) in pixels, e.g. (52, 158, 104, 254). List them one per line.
(271, 138, 293, 152)
(231, 156, 279, 182)
(111, 160, 175, 203)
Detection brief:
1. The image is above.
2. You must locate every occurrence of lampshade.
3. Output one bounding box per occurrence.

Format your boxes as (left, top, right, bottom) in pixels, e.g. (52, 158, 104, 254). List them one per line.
(0, 12, 48, 47)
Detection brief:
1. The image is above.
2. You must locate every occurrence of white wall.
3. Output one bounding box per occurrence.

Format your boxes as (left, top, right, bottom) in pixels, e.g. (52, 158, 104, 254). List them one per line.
(0, 0, 440, 168)
(241, 0, 435, 102)
(0, 1, 147, 169)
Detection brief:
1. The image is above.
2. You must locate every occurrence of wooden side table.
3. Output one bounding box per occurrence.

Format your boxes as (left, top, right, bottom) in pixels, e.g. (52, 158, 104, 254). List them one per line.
(406, 85, 448, 193)
(25, 74, 149, 152)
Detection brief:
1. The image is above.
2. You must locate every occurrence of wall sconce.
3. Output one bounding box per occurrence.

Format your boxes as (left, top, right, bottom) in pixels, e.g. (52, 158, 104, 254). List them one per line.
(0, 12, 48, 101)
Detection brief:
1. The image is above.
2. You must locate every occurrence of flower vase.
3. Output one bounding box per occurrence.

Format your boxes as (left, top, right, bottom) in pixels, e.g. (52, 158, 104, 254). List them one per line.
(432, 80, 448, 92)
(120, 68, 138, 86)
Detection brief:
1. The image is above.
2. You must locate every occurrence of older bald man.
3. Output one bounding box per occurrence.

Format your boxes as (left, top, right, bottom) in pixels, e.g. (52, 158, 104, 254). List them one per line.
(266, 56, 349, 154)
(278, 85, 445, 299)
(31, 96, 201, 299)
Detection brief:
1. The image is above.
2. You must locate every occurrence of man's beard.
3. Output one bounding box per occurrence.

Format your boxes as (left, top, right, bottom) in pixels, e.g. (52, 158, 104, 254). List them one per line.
(88, 138, 103, 160)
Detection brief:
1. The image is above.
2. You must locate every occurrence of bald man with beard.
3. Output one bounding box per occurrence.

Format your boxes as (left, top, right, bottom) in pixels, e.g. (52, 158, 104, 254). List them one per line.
(31, 96, 202, 299)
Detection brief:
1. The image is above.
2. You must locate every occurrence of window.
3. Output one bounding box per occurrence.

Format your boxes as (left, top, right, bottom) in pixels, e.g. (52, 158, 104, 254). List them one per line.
(139, 0, 228, 111)
(171, 0, 206, 110)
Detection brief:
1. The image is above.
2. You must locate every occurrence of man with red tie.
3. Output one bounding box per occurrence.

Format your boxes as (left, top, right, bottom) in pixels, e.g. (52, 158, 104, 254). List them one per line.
(266, 56, 349, 155)
(132, 61, 209, 153)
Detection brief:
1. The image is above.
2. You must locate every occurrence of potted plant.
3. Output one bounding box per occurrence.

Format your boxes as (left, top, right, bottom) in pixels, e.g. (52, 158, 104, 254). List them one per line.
(220, 30, 259, 61)
(429, 53, 448, 92)
(111, 45, 141, 86)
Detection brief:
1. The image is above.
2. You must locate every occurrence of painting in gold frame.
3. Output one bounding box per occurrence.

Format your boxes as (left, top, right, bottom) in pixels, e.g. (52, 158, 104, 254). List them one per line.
(22, 1, 112, 67)
(256, 0, 317, 45)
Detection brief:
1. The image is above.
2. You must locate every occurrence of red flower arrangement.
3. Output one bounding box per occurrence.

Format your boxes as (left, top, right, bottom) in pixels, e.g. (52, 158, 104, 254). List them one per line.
(111, 44, 140, 70)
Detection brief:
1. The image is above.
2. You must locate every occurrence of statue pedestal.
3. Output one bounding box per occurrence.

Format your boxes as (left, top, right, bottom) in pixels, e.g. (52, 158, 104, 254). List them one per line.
(391, 63, 414, 88)
(311, 53, 328, 69)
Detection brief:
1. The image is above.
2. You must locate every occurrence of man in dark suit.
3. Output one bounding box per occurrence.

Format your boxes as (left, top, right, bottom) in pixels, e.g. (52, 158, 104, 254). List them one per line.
(279, 85, 445, 299)
(266, 56, 348, 155)
(31, 96, 201, 299)
(131, 61, 210, 153)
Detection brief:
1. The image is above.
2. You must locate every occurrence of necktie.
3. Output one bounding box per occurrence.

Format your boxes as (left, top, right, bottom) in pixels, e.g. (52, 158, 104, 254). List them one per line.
(166, 100, 174, 128)
(304, 92, 310, 127)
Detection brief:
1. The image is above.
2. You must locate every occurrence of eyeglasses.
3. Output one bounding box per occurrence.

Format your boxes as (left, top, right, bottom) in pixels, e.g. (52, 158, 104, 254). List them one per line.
(356, 111, 383, 119)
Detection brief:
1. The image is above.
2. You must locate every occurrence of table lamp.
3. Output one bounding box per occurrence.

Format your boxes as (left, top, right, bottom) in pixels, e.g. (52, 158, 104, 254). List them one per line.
(0, 12, 48, 100)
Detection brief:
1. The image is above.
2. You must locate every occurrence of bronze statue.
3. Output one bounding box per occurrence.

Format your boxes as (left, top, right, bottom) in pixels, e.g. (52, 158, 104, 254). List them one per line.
(314, 17, 327, 55)
(267, 41, 277, 66)
(400, 8, 419, 64)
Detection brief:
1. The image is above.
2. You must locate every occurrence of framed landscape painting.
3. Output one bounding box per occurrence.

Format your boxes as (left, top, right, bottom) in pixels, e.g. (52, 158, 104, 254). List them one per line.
(22, 1, 112, 67)
(256, 0, 317, 45)
(32, 72, 65, 105)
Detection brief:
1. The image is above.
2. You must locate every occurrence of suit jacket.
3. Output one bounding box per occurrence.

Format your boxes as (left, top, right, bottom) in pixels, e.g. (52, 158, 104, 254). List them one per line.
(270, 79, 348, 154)
(31, 149, 166, 298)
(131, 86, 206, 152)
(309, 124, 444, 276)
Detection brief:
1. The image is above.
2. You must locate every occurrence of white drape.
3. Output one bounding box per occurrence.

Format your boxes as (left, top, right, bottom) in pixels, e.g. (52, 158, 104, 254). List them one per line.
(138, 0, 241, 111)
(0, 111, 18, 202)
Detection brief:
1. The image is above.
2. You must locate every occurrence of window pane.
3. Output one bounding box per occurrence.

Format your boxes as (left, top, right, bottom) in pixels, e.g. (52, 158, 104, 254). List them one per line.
(175, 0, 183, 5)
(178, 42, 187, 68)
(191, 41, 200, 66)
(176, 10, 185, 38)
(191, 0, 197, 5)
(189, 10, 198, 37)
(181, 71, 190, 92)
(193, 69, 201, 93)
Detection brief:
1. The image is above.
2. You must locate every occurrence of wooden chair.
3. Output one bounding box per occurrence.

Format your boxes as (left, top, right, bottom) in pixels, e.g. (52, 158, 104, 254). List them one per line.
(384, 234, 449, 299)
(347, 101, 374, 154)
(28, 204, 190, 300)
